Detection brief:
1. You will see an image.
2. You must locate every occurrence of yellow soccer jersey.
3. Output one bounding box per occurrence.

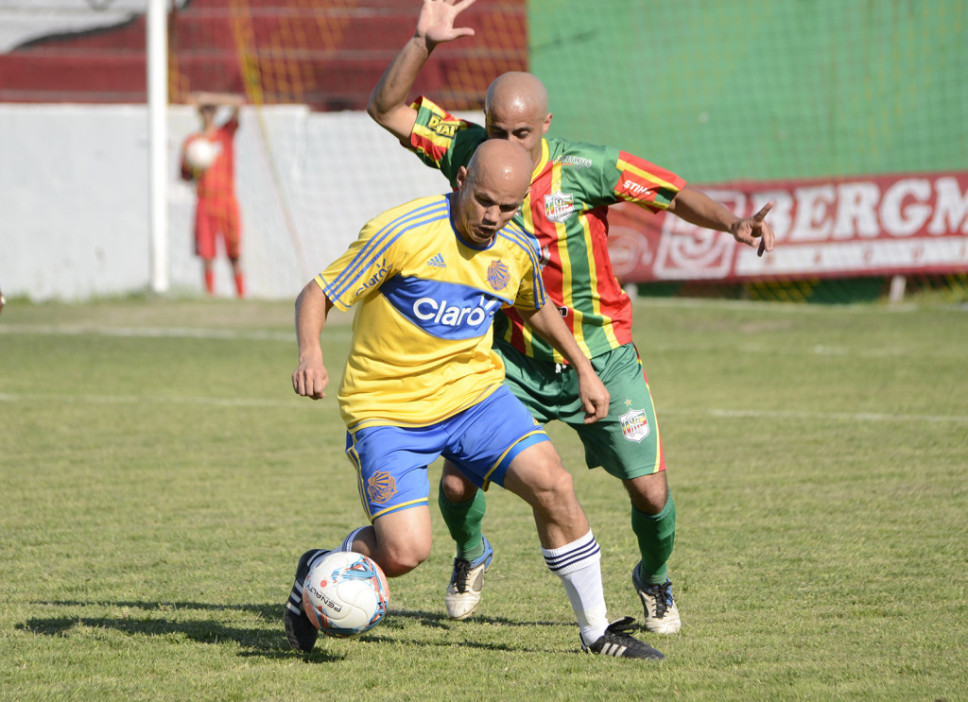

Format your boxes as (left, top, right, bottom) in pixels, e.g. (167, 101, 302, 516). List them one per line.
(316, 193, 546, 431)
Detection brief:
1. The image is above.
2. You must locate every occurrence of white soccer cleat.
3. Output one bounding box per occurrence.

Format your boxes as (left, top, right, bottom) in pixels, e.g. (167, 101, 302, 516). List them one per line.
(632, 565, 681, 634)
(445, 536, 493, 620)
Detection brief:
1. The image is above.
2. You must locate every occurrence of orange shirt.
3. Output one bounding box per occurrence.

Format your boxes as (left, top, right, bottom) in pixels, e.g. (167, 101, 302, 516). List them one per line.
(181, 117, 238, 202)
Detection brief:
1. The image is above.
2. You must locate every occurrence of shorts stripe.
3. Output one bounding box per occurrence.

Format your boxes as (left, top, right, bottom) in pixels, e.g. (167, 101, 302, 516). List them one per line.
(370, 497, 429, 521)
(481, 429, 548, 488)
(344, 443, 372, 521)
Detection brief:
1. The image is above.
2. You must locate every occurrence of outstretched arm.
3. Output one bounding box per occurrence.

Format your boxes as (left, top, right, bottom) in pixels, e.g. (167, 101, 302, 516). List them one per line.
(292, 281, 334, 400)
(188, 91, 245, 108)
(668, 186, 776, 257)
(366, 0, 477, 141)
(188, 91, 245, 122)
(517, 303, 610, 423)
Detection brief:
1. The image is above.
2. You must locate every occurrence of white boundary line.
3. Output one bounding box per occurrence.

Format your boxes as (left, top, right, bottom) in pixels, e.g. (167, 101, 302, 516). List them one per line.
(1, 392, 966, 423)
(660, 407, 968, 425)
(0, 324, 353, 341)
(0, 392, 309, 409)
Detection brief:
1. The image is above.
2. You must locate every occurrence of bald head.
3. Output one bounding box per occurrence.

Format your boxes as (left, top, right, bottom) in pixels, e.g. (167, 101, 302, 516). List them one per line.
(483, 72, 552, 166)
(453, 140, 532, 247)
(465, 139, 533, 194)
(485, 72, 549, 118)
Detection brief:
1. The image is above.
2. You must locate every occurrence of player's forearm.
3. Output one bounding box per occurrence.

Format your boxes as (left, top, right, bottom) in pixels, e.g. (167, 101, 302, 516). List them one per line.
(294, 281, 330, 363)
(668, 186, 741, 234)
(520, 304, 594, 375)
(366, 36, 430, 130)
(190, 91, 245, 107)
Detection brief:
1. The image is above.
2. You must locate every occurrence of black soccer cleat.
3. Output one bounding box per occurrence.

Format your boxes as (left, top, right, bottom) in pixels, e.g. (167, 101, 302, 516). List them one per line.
(283, 548, 329, 652)
(582, 616, 665, 660)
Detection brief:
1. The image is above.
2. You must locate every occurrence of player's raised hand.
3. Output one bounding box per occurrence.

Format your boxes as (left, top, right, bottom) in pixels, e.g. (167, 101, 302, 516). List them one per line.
(730, 202, 776, 257)
(417, 0, 477, 50)
(578, 373, 611, 424)
(292, 358, 329, 400)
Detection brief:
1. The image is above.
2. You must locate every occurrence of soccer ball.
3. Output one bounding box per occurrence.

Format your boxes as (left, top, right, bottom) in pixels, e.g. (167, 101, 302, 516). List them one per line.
(184, 137, 219, 171)
(301, 551, 389, 638)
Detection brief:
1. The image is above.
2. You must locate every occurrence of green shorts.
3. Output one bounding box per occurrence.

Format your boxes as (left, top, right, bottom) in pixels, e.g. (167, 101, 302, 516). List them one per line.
(495, 340, 666, 480)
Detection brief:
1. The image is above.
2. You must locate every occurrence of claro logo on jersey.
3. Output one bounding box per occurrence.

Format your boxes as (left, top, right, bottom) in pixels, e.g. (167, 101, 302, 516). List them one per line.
(412, 296, 501, 327)
(382, 276, 511, 339)
(354, 259, 389, 296)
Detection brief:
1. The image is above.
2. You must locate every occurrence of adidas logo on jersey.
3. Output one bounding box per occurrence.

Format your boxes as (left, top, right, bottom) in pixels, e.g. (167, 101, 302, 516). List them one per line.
(427, 253, 446, 268)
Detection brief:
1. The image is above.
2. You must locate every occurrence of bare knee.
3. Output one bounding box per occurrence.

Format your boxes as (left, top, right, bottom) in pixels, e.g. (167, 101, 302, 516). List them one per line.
(624, 472, 669, 514)
(440, 461, 477, 502)
(508, 454, 577, 513)
(371, 508, 433, 577)
(376, 541, 431, 578)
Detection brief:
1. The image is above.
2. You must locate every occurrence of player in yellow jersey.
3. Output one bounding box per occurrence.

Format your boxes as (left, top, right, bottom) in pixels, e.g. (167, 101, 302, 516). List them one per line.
(284, 140, 664, 660)
(367, 0, 777, 634)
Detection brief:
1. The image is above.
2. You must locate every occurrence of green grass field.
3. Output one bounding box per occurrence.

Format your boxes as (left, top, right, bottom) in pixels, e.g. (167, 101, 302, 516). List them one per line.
(1, 296, 966, 701)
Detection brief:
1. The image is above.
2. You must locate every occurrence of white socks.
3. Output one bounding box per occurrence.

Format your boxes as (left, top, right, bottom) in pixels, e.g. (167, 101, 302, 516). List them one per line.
(340, 526, 368, 552)
(541, 530, 608, 645)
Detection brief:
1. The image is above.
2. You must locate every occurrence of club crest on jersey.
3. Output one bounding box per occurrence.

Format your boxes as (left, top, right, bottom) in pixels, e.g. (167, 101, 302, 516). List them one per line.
(619, 408, 650, 443)
(544, 191, 575, 223)
(367, 471, 397, 504)
(487, 260, 510, 291)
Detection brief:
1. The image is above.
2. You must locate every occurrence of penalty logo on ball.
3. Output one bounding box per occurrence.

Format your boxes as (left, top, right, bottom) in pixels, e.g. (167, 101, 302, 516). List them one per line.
(301, 551, 389, 638)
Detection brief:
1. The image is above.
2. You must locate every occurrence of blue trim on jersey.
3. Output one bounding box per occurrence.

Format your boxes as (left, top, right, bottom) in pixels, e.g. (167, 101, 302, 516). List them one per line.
(328, 199, 450, 299)
(496, 225, 546, 308)
(380, 276, 510, 339)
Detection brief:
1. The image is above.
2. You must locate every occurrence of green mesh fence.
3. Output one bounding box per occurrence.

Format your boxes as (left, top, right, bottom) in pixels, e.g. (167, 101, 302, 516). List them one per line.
(529, 0, 968, 302)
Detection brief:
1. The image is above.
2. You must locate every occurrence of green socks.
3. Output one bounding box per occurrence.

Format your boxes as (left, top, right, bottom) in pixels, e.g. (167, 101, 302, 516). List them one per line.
(437, 486, 487, 562)
(631, 494, 676, 584)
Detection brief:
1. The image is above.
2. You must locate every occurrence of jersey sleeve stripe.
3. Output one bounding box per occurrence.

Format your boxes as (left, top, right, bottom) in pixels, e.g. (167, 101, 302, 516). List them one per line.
(616, 152, 686, 192)
(496, 228, 546, 308)
(327, 200, 449, 298)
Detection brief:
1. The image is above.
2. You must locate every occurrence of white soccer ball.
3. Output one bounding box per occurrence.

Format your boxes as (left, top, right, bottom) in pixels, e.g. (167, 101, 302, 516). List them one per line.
(301, 551, 390, 638)
(184, 137, 219, 171)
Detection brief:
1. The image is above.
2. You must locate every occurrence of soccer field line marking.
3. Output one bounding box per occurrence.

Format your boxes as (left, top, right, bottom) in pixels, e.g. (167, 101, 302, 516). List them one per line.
(661, 407, 968, 424)
(1, 392, 966, 424)
(0, 324, 298, 342)
(0, 325, 939, 360)
(0, 324, 355, 342)
(0, 392, 310, 409)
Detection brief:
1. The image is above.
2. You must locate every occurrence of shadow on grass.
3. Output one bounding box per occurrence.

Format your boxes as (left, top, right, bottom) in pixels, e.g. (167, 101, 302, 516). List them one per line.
(19, 600, 575, 661)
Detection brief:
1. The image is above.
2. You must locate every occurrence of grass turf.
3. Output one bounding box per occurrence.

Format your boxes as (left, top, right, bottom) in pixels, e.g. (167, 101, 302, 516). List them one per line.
(1, 296, 966, 701)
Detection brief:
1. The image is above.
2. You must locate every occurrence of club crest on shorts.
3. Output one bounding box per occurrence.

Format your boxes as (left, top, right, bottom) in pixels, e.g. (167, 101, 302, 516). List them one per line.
(544, 191, 575, 223)
(619, 408, 650, 443)
(367, 471, 397, 504)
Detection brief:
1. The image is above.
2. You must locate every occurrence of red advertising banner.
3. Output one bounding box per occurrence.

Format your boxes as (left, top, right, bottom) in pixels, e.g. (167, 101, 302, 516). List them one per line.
(607, 172, 968, 283)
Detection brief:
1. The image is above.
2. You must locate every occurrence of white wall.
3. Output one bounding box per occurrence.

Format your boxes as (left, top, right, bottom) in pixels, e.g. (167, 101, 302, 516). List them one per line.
(0, 104, 470, 301)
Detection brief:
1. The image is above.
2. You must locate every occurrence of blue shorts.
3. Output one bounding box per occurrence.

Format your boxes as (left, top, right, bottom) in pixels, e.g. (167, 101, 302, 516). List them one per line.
(344, 386, 548, 521)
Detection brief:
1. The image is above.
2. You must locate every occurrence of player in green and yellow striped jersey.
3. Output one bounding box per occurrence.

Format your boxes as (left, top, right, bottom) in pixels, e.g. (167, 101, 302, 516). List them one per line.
(367, 0, 776, 635)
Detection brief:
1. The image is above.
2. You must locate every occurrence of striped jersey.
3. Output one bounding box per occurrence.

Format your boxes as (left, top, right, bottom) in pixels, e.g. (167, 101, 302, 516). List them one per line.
(408, 96, 686, 363)
(316, 193, 545, 431)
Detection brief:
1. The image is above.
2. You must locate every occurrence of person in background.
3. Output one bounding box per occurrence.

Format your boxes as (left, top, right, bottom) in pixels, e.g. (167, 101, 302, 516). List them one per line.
(180, 91, 246, 298)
